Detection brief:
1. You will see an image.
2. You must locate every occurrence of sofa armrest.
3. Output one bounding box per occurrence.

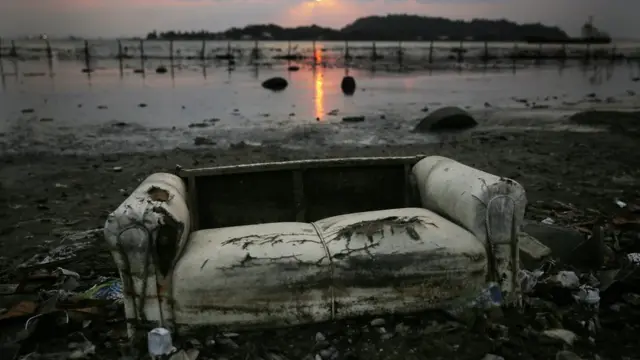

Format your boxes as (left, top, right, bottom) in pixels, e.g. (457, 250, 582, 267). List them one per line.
(103, 173, 190, 332)
(412, 156, 527, 305)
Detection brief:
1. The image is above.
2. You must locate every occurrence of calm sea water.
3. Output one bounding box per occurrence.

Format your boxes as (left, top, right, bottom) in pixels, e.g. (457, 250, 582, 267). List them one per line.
(1, 40, 640, 154)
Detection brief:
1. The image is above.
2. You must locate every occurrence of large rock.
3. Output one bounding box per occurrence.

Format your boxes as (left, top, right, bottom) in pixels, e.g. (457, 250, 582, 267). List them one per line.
(413, 106, 477, 132)
(341, 76, 356, 95)
(262, 77, 288, 91)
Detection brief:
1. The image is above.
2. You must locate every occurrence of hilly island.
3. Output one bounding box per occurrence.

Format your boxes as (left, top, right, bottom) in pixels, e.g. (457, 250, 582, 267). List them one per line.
(147, 14, 569, 42)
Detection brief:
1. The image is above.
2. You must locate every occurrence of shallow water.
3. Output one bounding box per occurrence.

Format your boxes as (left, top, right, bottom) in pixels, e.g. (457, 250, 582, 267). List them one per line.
(1, 58, 639, 154)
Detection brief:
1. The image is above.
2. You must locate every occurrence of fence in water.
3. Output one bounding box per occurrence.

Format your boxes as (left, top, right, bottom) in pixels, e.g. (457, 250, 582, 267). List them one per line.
(2, 38, 640, 64)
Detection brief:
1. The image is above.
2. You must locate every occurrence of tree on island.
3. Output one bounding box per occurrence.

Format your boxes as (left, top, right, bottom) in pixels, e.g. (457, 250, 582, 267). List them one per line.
(146, 14, 568, 41)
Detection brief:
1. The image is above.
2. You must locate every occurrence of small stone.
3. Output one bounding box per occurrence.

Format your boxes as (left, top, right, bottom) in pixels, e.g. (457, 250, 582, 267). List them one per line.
(482, 355, 505, 360)
(555, 350, 583, 360)
(342, 116, 365, 123)
(315, 332, 326, 342)
(138, 103, 147, 108)
(112, 167, 123, 172)
(370, 318, 385, 327)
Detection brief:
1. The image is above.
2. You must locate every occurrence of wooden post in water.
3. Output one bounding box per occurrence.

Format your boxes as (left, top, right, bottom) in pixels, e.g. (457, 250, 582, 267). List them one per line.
(397, 41, 403, 65)
(457, 39, 464, 63)
(561, 43, 567, 61)
(169, 39, 174, 61)
(45, 39, 52, 60)
(200, 40, 206, 61)
(83, 40, 91, 70)
(483, 41, 489, 62)
(535, 43, 542, 65)
(139, 39, 145, 71)
(511, 43, 518, 72)
(287, 40, 292, 57)
(10, 40, 17, 57)
(371, 41, 377, 60)
(610, 45, 616, 62)
(344, 40, 350, 59)
(118, 40, 124, 77)
(312, 40, 317, 66)
(585, 43, 591, 62)
(227, 41, 232, 58)
(428, 40, 434, 63)
(253, 40, 259, 60)
(0, 37, 3, 60)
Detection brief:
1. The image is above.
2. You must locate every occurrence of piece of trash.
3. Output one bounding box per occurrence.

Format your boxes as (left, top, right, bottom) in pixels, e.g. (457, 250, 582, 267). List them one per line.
(542, 328, 577, 345)
(169, 349, 199, 360)
(68, 340, 96, 359)
(149, 327, 173, 357)
(550, 271, 580, 289)
(54, 268, 80, 279)
(0, 301, 38, 321)
(541, 217, 555, 225)
(80, 279, 123, 302)
(574, 285, 600, 307)
(17, 229, 101, 271)
(447, 282, 502, 317)
(615, 199, 627, 208)
(519, 269, 544, 293)
(0, 284, 19, 295)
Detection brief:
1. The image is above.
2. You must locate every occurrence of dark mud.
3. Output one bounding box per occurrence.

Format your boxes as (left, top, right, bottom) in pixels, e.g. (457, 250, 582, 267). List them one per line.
(1, 119, 639, 359)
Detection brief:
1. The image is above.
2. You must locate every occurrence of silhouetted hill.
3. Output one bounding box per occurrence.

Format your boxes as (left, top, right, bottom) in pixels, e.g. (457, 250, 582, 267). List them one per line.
(148, 14, 568, 41)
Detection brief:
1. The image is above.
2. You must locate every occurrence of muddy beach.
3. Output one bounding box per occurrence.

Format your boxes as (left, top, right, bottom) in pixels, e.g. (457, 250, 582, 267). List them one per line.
(0, 107, 639, 359)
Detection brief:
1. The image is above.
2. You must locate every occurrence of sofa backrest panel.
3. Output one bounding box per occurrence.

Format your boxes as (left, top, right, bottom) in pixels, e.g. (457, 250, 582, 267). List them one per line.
(180, 157, 424, 230)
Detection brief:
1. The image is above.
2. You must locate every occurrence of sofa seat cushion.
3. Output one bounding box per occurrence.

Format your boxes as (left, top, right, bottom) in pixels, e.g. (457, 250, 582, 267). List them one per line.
(171, 207, 487, 329)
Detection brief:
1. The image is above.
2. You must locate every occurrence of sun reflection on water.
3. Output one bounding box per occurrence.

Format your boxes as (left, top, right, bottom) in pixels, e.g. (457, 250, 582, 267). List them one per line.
(313, 48, 324, 120)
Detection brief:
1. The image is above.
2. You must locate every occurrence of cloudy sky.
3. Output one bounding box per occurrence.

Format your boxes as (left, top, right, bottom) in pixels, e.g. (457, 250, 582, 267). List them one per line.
(0, 0, 635, 39)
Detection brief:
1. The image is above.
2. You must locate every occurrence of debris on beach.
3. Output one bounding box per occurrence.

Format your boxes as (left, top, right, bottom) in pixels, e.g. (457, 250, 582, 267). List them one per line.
(413, 106, 478, 132)
(342, 116, 365, 123)
(261, 77, 288, 91)
(1, 196, 640, 359)
(341, 75, 356, 95)
(287, 65, 300, 71)
(21, 109, 35, 114)
(156, 66, 168, 74)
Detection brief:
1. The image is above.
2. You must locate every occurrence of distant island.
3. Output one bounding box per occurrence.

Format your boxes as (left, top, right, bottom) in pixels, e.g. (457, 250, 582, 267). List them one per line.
(146, 14, 569, 42)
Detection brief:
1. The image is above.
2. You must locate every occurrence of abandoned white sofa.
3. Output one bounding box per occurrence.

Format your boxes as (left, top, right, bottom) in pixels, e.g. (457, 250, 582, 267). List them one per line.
(103, 155, 526, 336)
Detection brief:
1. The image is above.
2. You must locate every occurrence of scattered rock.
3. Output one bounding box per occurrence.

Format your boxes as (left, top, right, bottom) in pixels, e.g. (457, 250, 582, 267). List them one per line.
(262, 77, 288, 91)
(133, 69, 144, 74)
(327, 109, 339, 116)
(420, 106, 429, 112)
(342, 116, 365, 123)
(112, 167, 123, 172)
(555, 350, 584, 360)
(542, 329, 577, 345)
(21, 108, 35, 114)
(484, 102, 492, 108)
(413, 106, 477, 132)
(97, 105, 108, 110)
(156, 66, 168, 74)
(81, 68, 93, 73)
(193, 136, 215, 146)
(341, 76, 356, 95)
(138, 103, 147, 108)
(287, 65, 300, 71)
(39, 118, 54, 122)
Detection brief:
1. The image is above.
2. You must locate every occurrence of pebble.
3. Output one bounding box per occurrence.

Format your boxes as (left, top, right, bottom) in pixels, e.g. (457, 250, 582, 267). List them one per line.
(369, 318, 385, 327)
(314, 332, 326, 342)
(482, 355, 505, 360)
(555, 350, 583, 360)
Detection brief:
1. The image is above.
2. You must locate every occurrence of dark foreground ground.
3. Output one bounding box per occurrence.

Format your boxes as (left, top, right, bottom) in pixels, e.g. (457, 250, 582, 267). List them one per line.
(0, 111, 639, 359)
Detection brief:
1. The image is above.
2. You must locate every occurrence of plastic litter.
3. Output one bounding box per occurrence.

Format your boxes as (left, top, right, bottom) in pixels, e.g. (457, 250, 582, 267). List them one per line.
(447, 282, 502, 317)
(518, 269, 544, 294)
(574, 285, 600, 307)
(81, 279, 123, 302)
(550, 271, 580, 289)
(541, 217, 554, 225)
(148, 327, 174, 357)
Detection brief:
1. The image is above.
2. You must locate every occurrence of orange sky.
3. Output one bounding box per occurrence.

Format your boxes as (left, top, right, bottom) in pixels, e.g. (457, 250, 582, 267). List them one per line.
(0, 0, 634, 38)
